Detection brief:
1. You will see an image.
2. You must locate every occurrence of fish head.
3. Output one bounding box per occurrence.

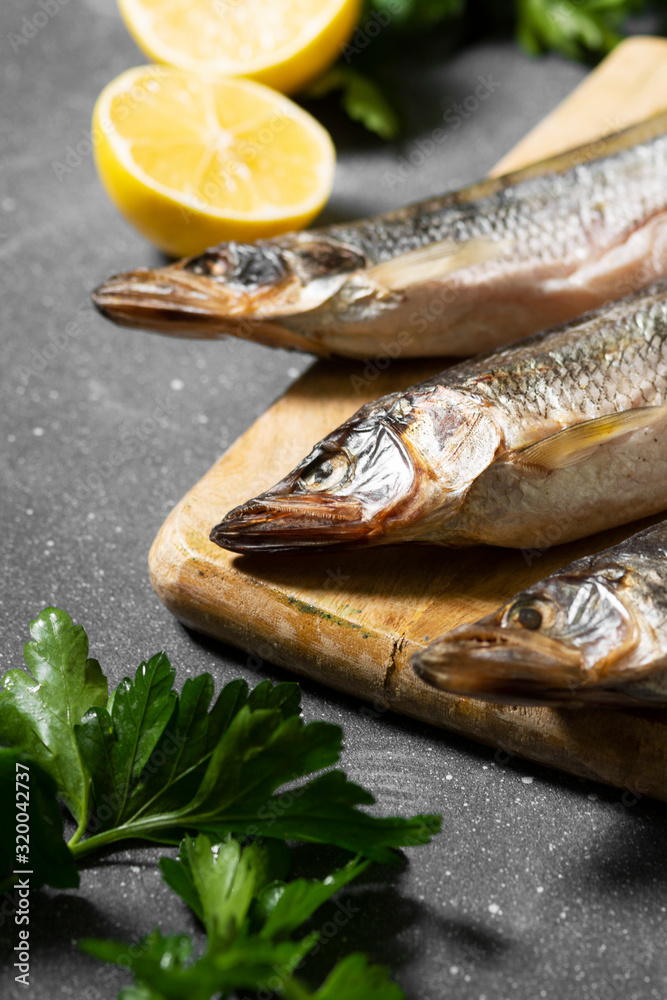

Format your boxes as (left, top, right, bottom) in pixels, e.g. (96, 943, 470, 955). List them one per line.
(211, 389, 501, 553)
(91, 233, 367, 353)
(211, 411, 418, 552)
(414, 564, 640, 705)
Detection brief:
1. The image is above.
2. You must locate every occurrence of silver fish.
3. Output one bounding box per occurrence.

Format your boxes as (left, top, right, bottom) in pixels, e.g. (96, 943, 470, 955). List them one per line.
(413, 519, 667, 708)
(211, 280, 667, 554)
(93, 114, 667, 359)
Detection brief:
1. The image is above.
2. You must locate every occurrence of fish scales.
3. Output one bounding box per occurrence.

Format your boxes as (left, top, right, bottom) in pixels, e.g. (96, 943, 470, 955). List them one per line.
(211, 280, 667, 554)
(413, 520, 667, 708)
(437, 292, 667, 436)
(92, 113, 667, 359)
(325, 132, 667, 266)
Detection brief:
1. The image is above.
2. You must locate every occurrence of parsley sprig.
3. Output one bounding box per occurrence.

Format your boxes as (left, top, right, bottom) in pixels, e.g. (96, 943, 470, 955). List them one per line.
(82, 834, 404, 1000)
(308, 0, 649, 138)
(0, 608, 441, 880)
(1, 608, 441, 997)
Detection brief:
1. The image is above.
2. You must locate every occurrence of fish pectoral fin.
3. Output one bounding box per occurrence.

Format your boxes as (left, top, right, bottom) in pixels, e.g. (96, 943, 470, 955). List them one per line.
(512, 405, 667, 471)
(365, 236, 504, 292)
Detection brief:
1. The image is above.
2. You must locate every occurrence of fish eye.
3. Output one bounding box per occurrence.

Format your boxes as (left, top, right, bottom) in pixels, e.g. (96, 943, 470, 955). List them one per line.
(506, 598, 555, 631)
(299, 452, 350, 492)
(515, 607, 542, 630)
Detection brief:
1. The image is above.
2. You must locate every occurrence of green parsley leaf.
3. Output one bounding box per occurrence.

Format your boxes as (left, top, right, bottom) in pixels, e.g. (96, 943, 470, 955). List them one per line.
(83, 833, 400, 1000)
(370, 0, 464, 30)
(0, 749, 79, 890)
(307, 67, 400, 140)
(516, 0, 639, 61)
(161, 835, 291, 946)
(304, 1, 645, 140)
(0, 608, 440, 872)
(76, 672, 304, 834)
(91, 938, 405, 1000)
(118, 988, 158, 1000)
(258, 852, 369, 939)
(75, 667, 440, 863)
(85, 926, 319, 1000)
(298, 952, 405, 999)
(0, 608, 108, 824)
(160, 833, 368, 944)
(73, 652, 178, 829)
(221, 768, 442, 863)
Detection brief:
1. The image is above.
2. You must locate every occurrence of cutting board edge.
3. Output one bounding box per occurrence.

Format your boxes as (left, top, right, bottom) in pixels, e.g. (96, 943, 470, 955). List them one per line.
(150, 504, 667, 805)
(149, 497, 408, 701)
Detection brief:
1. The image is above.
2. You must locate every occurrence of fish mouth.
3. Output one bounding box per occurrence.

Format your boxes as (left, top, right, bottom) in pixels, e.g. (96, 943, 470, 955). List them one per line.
(91, 266, 319, 351)
(210, 494, 370, 554)
(211, 417, 421, 554)
(413, 621, 588, 706)
(92, 236, 369, 352)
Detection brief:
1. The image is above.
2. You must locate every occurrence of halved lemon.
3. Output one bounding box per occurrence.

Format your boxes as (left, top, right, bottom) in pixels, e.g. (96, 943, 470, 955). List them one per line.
(93, 65, 336, 257)
(117, 0, 362, 95)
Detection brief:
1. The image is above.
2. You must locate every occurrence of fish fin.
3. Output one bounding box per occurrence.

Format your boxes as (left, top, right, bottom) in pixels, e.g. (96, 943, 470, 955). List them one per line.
(513, 406, 667, 471)
(366, 236, 504, 291)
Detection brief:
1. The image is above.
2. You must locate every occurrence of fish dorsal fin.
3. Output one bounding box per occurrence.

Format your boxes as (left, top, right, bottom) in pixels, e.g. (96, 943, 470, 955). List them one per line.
(366, 236, 504, 291)
(513, 406, 667, 471)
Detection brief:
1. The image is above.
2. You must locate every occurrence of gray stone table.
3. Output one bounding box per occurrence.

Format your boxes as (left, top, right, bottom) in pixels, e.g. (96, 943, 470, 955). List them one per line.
(1, 1, 666, 998)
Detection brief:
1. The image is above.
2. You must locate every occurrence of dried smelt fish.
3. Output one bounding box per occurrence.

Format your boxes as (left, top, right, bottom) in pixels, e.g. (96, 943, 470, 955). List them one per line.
(94, 114, 667, 359)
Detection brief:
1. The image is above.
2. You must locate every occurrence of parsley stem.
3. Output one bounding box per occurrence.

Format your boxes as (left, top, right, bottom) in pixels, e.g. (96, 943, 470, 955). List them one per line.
(69, 827, 144, 860)
(281, 979, 313, 1000)
(67, 818, 87, 850)
(67, 781, 91, 849)
(68, 813, 182, 860)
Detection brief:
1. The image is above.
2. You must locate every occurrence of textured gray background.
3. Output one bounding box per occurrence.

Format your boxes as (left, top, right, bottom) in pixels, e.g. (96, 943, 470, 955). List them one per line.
(1, 2, 666, 998)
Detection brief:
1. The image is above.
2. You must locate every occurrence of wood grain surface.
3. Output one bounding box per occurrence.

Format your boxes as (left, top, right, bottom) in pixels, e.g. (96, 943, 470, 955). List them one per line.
(150, 37, 667, 801)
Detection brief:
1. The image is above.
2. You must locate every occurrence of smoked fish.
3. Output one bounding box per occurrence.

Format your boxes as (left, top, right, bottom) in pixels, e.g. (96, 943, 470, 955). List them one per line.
(413, 520, 667, 708)
(94, 114, 667, 359)
(211, 281, 667, 553)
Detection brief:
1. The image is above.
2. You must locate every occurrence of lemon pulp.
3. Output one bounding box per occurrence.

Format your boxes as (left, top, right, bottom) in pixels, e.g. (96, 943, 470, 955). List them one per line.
(118, 0, 362, 94)
(93, 66, 336, 257)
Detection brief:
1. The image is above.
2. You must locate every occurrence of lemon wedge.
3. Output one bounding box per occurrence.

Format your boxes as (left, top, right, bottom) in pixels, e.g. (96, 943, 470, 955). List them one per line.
(93, 66, 336, 257)
(117, 0, 361, 95)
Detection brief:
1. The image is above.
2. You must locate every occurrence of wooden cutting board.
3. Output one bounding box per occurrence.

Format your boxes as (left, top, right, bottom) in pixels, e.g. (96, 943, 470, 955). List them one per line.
(150, 37, 667, 802)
